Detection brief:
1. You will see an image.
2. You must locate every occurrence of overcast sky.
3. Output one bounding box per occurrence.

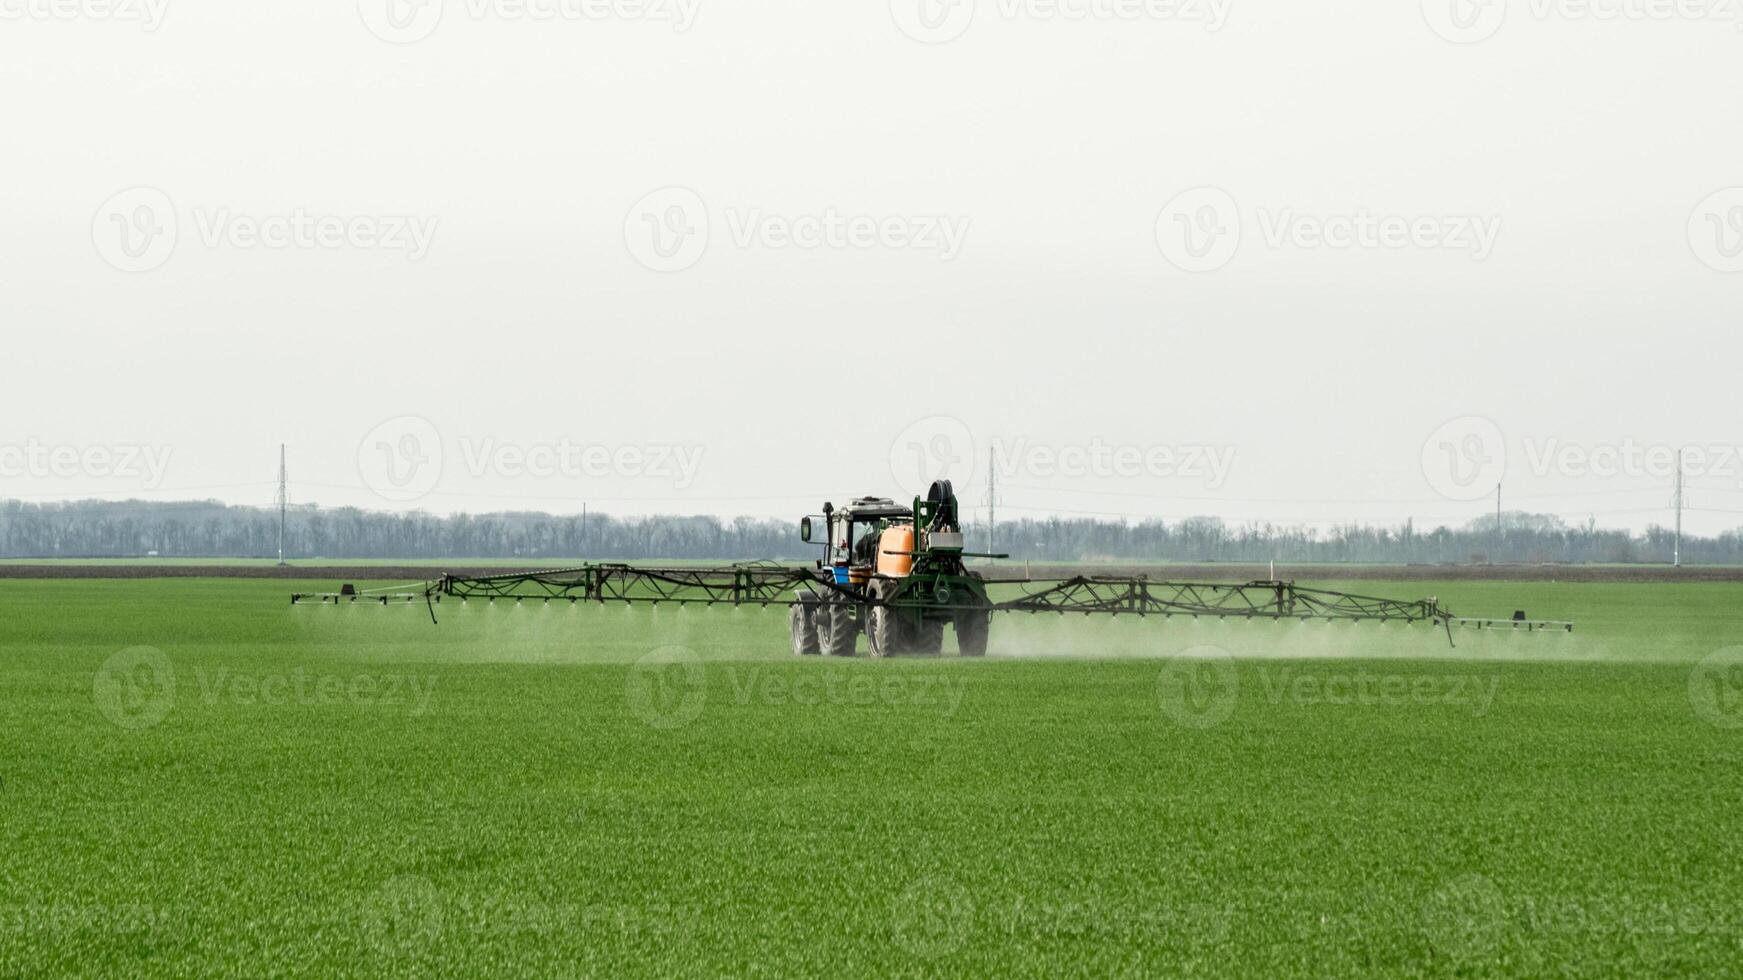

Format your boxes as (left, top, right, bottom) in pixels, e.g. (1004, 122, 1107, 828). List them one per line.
(3, 0, 1740, 533)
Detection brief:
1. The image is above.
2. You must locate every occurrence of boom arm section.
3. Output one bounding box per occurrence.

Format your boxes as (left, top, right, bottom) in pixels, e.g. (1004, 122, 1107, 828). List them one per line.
(434, 563, 833, 605)
(290, 564, 1572, 641)
(994, 577, 1445, 621)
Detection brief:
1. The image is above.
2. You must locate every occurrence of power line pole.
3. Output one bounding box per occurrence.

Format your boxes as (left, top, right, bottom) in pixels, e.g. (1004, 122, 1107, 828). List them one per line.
(984, 448, 996, 555)
(581, 502, 588, 558)
(1495, 482, 1502, 557)
(1673, 451, 1684, 567)
(275, 444, 289, 566)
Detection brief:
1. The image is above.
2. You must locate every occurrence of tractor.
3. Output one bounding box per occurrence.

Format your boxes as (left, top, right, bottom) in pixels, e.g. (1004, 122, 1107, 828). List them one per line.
(789, 480, 996, 658)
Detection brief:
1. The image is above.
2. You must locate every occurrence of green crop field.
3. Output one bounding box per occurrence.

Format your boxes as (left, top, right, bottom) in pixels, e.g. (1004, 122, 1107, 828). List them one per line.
(3, 575, 1742, 976)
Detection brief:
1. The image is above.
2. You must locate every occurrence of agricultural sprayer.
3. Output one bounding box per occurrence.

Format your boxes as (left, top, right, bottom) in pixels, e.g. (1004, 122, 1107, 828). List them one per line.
(292, 481, 1572, 652)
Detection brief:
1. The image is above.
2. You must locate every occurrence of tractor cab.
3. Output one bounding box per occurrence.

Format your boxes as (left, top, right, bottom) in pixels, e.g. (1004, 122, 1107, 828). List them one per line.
(801, 496, 908, 587)
(801, 481, 969, 586)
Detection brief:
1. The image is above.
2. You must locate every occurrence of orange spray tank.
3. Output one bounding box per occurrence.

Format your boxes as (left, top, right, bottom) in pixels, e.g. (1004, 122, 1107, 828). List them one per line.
(876, 525, 916, 578)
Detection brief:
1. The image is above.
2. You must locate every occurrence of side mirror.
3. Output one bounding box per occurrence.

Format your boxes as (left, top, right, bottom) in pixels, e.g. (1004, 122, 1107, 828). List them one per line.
(800, 517, 814, 543)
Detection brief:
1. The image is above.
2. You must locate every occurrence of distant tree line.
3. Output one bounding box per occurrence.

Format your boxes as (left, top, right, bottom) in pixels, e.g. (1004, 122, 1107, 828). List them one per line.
(989, 512, 1727, 565)
(1, 498, 1736, 564)
(0, 500, 801, 561)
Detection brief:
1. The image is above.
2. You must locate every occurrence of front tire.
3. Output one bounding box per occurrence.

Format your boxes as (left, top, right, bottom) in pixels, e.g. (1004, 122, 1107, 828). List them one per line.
(954, 609, 990, 657)
(818, 596, 859, 657)
(790, 603, 820, 656)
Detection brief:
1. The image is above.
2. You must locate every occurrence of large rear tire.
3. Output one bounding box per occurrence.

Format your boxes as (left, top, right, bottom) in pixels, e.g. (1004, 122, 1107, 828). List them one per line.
(790, 603, 820, 656)
(954, 609, 990, 657)
(866, 581, 906, 658)
(818, 596, 859, 657)
(867, 608, 899, 657)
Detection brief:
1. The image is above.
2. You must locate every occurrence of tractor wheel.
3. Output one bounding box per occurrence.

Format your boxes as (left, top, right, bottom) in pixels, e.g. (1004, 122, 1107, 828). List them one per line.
(866, 581, 906, 658)
(818, 597, 859, 657)
(867, 605, 899, 657)
(954, 609, 990, 657)
(790, 603, 820, 656)
(912, 620, 946, 656)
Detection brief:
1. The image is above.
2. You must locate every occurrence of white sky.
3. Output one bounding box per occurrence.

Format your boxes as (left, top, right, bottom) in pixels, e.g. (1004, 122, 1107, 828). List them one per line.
(3, 0, 1741, 534)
